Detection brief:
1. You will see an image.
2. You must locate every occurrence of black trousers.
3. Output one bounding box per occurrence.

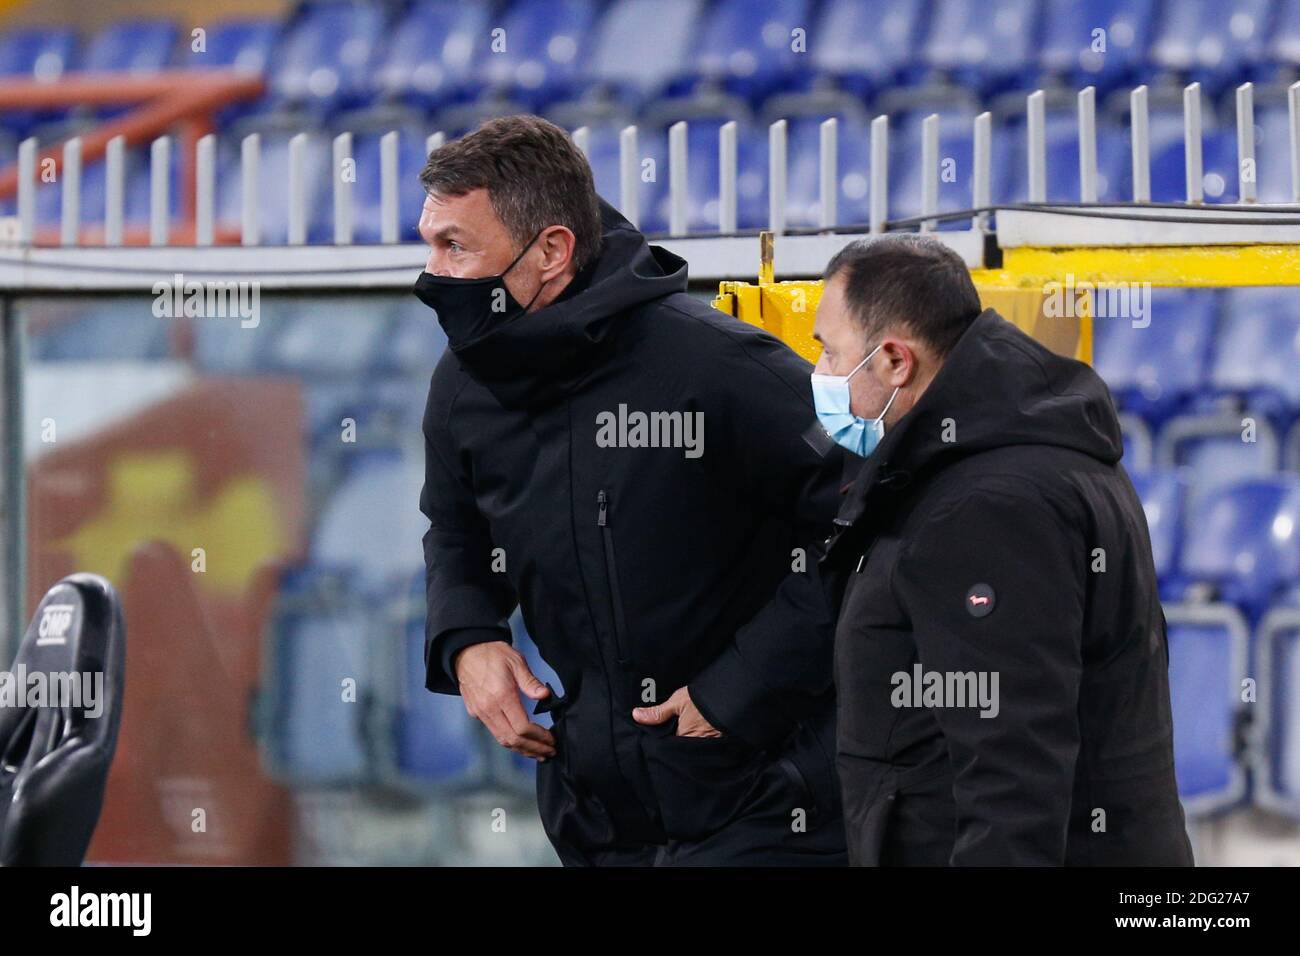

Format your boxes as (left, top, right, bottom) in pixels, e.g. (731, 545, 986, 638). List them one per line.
(543, 755, 849, 867)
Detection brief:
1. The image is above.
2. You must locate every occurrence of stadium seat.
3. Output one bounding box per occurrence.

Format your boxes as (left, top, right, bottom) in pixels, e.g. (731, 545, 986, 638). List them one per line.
(477, 0, 598, 109)
(347, 124, 431, 244)
(380, 605, 485, 790)
(309, 449, 427, 597)
(1092, 288, 1218, 423)
(0, 25, 77, 80)
(581, 123, 669, 233)
(915, 0, 1042, 95)
(583, 0, 706, 105)
(684, 0, 812, 103)
(1177, 477, 1300, 614)
(371, 1, 490, 108)
(261, 598, 373, 785)
(1129, 469, 1186, 586)
(1118, 412, 1154, 473)
(215, 126, 333, 244)
(1159, 411, 1282, 519)
(26, 298, 171, 361)
(82, 19, 177, 73)
(178, 18, 281, 72)
(1255, 606, 1300, 816)
(642, 118, 768, 233)
(1035, 0, 1156, 92)
(1209, 288, 1300, 422)
(784, 116, 874, 229)
(267, 1, 389, 113)
(1164, 602, 1250, 815)
(0, 573, 125, 865)
(378, 297, 450, 376)
(809, 0, 928, 97)
(1147, 0, 1273, 92)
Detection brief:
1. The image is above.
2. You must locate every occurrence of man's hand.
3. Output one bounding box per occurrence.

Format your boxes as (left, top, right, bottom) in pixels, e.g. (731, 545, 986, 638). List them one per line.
(632, 686, 721, 738)
(453, 641, 556, 760)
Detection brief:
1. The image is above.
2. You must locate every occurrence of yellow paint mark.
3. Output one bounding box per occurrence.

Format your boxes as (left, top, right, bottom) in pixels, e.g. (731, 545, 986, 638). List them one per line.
(47, 449, 285, 596)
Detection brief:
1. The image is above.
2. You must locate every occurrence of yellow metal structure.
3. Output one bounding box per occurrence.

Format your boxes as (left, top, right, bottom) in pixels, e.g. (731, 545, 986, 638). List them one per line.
(712, 233, 1093, 365)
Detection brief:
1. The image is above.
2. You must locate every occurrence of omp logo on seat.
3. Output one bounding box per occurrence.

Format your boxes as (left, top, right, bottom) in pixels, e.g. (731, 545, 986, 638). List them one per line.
(36, 603, 75, 646)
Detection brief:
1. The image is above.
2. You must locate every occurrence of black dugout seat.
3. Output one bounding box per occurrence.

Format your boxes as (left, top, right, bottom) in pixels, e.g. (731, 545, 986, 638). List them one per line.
(0, 573, 125, 865)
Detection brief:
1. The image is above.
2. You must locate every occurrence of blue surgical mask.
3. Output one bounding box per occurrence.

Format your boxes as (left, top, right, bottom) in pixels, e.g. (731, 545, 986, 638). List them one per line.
(810, 342, 900, 458)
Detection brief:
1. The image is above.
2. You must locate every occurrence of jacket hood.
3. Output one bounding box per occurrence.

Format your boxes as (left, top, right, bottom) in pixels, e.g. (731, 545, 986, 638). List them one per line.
(436, 196, 688, 408)
(837, 309, 1123, 524)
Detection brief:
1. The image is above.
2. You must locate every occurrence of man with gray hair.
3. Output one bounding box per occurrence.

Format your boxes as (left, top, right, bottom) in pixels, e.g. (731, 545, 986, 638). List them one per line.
(413, 115, 847, 865)
(814, 234, 1193, 866)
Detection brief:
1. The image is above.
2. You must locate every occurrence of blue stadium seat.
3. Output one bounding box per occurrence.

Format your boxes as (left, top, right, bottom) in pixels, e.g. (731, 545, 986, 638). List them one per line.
(1148, 0, 1273, 91)
(916, 0, 1041, 94)
(262, 601, 372, 785)
(377, 297, 450, 376)
(386, 610, 483, 788)
(1150, 128, 1239, 203)
(1253, 107, 1295, 204)
(1143, 104, 1221, 202)
(309, 449, 427, 597)
(686, 0, 811, 103)
(643, 119, 767, 233)
(809, 0, 928, 96)
(784, 116, 873, 229)
(26, 299, 170, 361)
(1256, 607, 1300, 816)
(478, 0, 598, 108)
(581, 124, 669, 233)
(0, 26, 79, 136)
(1118, 412, 1154, 473)
(30, 139, 178, 236)
(1129, 469, 1185, 586)
(1165, 602, 1250, 814)
(371, 1, 489, 107)
(349, 126, 430, 244)
(1036, 0, 1156, 91)
(1210, 288, 1300, 422)
(1161, 413, 1282, 524)
(267, 296, 396, 374)
(1092, 288, 1217, 423)
(216, 128, 333, 244)
(191, 294, 283, 372)
(0, 26, 77, 80)
(268, 1, 388, 113)
(1178, 477, 1300, 615)
(1268, 0, 1300, 73)
(83, 19, 177, 73)
(178, 18, 281, 72)
(585, 0, 706, 104)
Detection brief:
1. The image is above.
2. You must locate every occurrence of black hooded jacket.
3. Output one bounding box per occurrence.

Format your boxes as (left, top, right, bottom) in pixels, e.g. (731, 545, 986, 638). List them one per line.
(823, 310, 1194, 866)
(419, 199, 845, 851)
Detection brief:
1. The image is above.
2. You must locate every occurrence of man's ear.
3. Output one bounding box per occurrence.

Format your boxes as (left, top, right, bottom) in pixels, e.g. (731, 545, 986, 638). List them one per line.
(879, 339, 918, 388)
(538, 225, 577, 281)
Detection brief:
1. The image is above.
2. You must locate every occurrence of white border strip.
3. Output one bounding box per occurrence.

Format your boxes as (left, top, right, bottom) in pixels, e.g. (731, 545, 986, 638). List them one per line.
(0, 229, 987, 291)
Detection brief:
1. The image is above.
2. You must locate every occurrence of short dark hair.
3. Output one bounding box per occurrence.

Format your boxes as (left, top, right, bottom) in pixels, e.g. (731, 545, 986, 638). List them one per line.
(824, 234, 982, 358)
(419, 115, 603, 270)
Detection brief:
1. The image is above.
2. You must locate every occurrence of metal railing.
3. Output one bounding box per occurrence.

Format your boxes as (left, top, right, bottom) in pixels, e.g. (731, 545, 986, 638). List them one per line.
(7, 79, 1300, 251)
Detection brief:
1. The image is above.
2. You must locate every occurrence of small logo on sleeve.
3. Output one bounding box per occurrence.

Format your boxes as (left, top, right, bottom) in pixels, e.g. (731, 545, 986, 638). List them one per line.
(965, 583, 995, 618)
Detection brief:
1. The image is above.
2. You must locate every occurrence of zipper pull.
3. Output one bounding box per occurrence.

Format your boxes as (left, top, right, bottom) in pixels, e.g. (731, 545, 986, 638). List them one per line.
(597, 489, 608, 527)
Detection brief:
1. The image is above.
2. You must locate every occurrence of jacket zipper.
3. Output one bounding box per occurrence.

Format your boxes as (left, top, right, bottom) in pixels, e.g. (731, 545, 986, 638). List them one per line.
(596, 490, 631, 665)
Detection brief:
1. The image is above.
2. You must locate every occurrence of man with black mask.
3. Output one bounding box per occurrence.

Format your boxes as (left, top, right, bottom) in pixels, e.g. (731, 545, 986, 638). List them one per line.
(413, 115, 847, 865)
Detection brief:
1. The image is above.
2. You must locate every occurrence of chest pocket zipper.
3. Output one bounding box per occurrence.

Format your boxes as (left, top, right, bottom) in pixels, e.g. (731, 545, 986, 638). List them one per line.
(596, 490, 631, 665)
